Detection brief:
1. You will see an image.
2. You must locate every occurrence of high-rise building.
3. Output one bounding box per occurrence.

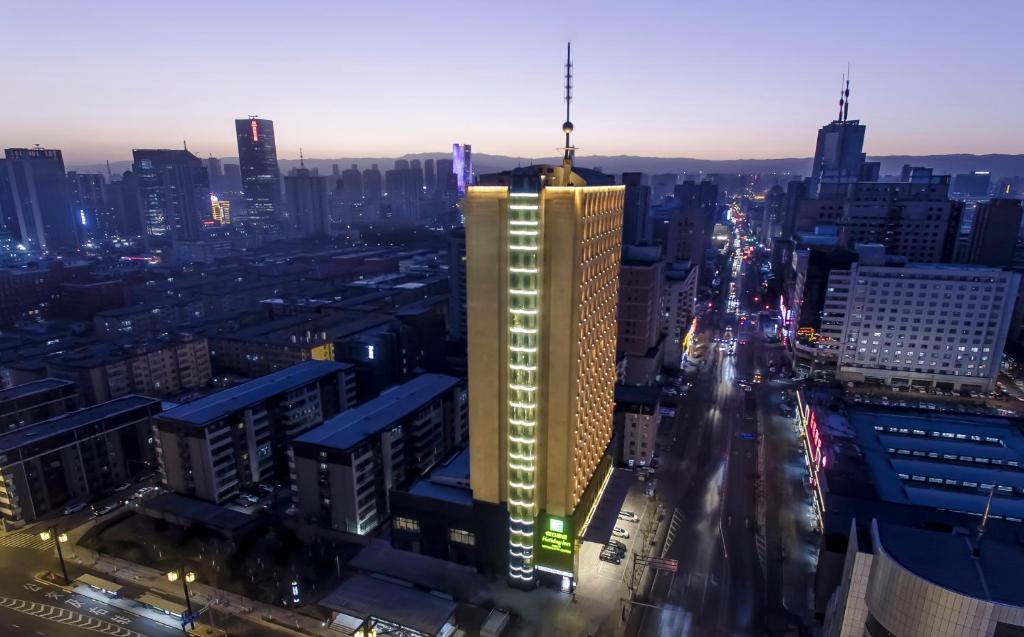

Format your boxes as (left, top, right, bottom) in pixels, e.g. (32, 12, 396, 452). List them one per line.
(821, 250, 1019, 392)
(617, 245, 665, 385)
(131, 149, 211, 241)
(107, 170, 144, 236)
(620, 172, 651, 245)
(362, 164, 382, 202)
(962, 198, 1023, 268)
(2, 147, 76, 252)
(210, 195, 231, 225)
(67, 172, 118, 242)
(435, 158, 457, 203)
(340, 164, 363, 203)
(465, 107, 624, 586)
(424, 158, 436, 193)
(205, 156, 223, 191)
(221, 163, 242, 192)
(952, 171, 992, 199)
(453, 143, 472, 197)
(235, 116, 282, 233)
(285, 165, 331, 236)
(809, 118, 867, 196)
(447, 227, 467, 341)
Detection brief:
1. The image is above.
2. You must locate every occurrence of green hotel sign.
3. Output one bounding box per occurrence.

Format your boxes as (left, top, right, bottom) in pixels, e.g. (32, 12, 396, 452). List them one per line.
(540, 516, 572, 555)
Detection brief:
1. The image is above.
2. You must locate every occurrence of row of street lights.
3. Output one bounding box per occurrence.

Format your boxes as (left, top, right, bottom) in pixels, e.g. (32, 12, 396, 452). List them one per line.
(39, 527, 198, 634)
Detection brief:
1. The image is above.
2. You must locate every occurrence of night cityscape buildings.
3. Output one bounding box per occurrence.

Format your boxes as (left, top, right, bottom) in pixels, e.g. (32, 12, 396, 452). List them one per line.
(1, 8, 1023, 635)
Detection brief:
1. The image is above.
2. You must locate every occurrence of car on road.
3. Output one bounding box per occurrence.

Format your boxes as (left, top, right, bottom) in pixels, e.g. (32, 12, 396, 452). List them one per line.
(133, 486, 158, 500)
(617, 511, 639, 523)
(63, 502, 88, 515)
(92, 503, 119, 517)
(607, 538, 627, 552)
(612, 526, 630, 539)
(113, 482, 133, 493)
(604, 542, 626, 557)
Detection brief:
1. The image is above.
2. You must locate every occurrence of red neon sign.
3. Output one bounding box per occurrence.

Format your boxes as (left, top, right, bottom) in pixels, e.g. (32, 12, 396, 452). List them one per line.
(250, 120, 259, 142)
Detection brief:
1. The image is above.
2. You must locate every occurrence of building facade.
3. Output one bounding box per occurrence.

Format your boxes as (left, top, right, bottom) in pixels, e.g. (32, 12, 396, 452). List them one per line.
(235, 117, 282, 233)
(0, 378, 80, 433)
(2, 148, 76, 253)
(131, 149, 211, 241)
(0, 396, 161, 526)
(289, 374, 467, 535)
(823, 258, 1019, 392)
(154, 360, 355, 503)
(465, 164, 623, 588)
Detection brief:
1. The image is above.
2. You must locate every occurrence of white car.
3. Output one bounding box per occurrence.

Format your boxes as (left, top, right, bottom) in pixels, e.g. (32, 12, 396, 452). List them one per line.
(612, 526, 630, 539)
(618, 511, 639, 523)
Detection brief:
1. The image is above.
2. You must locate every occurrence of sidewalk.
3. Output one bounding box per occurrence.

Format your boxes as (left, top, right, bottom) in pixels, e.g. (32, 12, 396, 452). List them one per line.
(67, 544, 333, 637)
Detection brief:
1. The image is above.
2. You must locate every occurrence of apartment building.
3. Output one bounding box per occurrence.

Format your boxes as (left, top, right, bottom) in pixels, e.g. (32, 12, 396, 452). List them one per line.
(154, 361, 356, 503)
(0, 396, 161, 526)
(45, 334, 212, 404)
(0, 378, 80, 432)
(289, 374, 466, 535)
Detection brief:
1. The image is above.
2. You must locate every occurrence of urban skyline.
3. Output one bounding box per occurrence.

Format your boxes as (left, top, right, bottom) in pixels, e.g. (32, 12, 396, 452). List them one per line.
(4, 1, 1024, 164)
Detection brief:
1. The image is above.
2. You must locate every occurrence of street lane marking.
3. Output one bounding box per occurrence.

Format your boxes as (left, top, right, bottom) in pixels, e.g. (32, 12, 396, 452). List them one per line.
(0, 533, 51, 551)
(0, 597, 147, 637)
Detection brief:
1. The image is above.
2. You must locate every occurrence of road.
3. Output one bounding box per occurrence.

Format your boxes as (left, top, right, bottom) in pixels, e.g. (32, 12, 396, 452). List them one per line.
(631, 221, 812, 636)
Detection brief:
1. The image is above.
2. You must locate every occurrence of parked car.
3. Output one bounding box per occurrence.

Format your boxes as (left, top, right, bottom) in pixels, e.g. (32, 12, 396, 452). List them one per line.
(63, 502, 87, 515)
(604, 542, 626, 557)
(599, 550, 622, 565)
(92, 503, 118, 517)
(617, 511, 639, 523)
(607, 538, 627, 551)
(612, 526, 630, 539)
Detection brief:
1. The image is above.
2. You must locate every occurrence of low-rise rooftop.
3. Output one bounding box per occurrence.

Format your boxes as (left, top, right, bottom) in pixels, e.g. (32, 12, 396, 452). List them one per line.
(158, 360, 350, 427)
(0, 395, 159, 455)
(0, 378, 76, 402)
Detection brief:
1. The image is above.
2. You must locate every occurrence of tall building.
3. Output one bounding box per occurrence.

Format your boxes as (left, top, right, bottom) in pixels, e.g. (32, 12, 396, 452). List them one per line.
(809, 105, 868, 196)
(67, 171, 118, 242)
(822, 250, 1019, 392)
(235, 116, 282, 233)
(617, 245, 665, 382)
(107, 170, 144, 236)
(2, 147, 76, 252)
(465, 50, 623, 586)
(452, 143, 472, 197)
(424, 158, 436, 193)
(205, 156, 223, 191)
(221, 163, 242, 192)
(339, 164, 363, 203)
(210, 194, 231, 225)
(620, 172, 651, 245)
(285, 165, 331, 236)
(962, 198, 1023, 268)
(447, 227, 467, 341)
(131, 149, 211, 241)
(362, 164, 382, 203)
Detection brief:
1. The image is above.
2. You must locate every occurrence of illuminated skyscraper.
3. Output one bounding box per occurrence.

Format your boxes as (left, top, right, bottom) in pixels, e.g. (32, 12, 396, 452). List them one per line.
(234, 116, 282, 233)
(452, 143, 472, 197)
(131, 149, 210, 242)
(465, 44, 623, 589)
(2, 147, 76, 252)
(210, 195, 231, 225)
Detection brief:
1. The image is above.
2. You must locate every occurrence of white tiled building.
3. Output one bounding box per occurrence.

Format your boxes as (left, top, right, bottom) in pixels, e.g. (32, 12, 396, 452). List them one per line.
(822, 255, 1019, 392)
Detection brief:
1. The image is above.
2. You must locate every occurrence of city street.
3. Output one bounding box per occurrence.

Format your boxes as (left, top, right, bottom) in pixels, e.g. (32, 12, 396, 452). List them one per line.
(630, 226, 815, 636)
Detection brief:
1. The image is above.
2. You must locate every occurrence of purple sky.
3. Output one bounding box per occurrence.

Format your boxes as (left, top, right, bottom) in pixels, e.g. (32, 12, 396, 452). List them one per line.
(4, 1, 1023, 164)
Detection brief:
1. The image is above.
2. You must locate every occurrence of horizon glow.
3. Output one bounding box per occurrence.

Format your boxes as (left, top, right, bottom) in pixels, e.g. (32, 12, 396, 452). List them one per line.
(3, 0, 1022, 164)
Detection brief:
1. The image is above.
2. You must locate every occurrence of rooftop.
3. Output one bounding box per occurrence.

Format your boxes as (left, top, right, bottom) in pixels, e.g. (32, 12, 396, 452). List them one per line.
(875, 520, 1024, 607)
(294, 374, 460, 451)
(0, 395, 158, 455)
(0, 378, 76, 402)
(319, 574, 456, 636)
(158, 361, 350, 427)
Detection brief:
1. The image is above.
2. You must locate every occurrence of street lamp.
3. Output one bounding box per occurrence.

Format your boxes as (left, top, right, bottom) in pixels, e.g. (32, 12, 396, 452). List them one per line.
(39, 528, 70, 585)
(166, 568, 197, 632)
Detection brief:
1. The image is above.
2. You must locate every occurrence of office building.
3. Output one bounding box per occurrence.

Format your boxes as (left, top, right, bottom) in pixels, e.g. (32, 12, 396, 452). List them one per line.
(235, 116, 282, 233)
(620, 172, 651, 245)
(2, 147, 76, 252)
(822, 252, 1019, 392)
(45, 334, 213, 405)
(67, 172, 117, 242)
(285, 165, 330, 236)
(617, 245, 665, 385)
(131, 149, 211, 241)
(210, 195, 231, 225)
(0, 396, 161, 526)
(0, 378, 80, 432)
(649, 173, 677, 204)
(794, 179, 962, 263)
(221, 163, 242, 192)
(664, 205, 709, 264)
(952, 171, 992, 199)
(205, 156, 223, 191)
(447, 227, 467, 341)
(808, 98, 868, 196)
(424, 158, 436, 193)
(339, 164, 363, 203)
(154, 360, 355, 503)
(289, 374, 466, 535)
(452, 144, 472, 197)
(824, 518, 1024, 637)
(465, 150, 624, 587)
(435, 159, 455, 201)
(962, 198, 1023, 268)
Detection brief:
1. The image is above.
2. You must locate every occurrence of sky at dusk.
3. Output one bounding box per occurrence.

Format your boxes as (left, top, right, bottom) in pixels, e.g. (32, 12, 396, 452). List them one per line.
(3, 0, 1023, 164)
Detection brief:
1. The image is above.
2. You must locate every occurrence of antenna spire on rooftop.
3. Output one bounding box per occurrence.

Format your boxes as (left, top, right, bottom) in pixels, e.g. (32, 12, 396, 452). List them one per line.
(300, 147, 305, 168)
(843, 63, 851, 121)
(838, 72, 845, 122)
(561, 41, 575, 176)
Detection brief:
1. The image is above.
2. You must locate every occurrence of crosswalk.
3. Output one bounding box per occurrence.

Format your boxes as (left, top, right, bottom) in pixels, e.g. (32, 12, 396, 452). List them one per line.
(0, 531, 52, 551)
(662, 508, 683, 556)
(0, 597, 146, 636)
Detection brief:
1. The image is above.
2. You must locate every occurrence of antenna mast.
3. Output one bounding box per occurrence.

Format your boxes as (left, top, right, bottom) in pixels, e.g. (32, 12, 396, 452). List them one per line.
(561, 42, 575, 177)
(843, 64, 851, 121)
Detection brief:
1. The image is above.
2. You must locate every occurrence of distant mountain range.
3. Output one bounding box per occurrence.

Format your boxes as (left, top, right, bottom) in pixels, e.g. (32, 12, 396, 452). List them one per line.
(70, 153, 1024, 180)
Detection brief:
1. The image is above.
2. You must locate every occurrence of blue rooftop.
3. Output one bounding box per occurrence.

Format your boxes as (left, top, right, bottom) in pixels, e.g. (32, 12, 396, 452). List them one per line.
(0, 395, 159, 455)
(0, 378, 75, 402)
(159, 361, 350, 427)
(294, 374, 460, 451)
